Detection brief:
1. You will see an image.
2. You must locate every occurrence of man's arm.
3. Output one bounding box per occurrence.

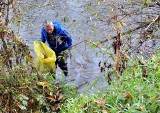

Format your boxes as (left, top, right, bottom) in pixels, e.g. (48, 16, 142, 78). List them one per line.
(40, 28, 46, 43)
(57, 30, 72, 52)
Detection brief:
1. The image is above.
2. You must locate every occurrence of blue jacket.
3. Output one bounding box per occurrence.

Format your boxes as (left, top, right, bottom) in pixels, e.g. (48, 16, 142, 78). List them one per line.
(40, 21, 72, 53)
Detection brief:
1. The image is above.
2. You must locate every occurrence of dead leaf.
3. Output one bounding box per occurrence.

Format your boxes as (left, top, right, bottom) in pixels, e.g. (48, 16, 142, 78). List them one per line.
(120, 20, 126, 27)
(58, 94, 65, 101)
(82, 103, 88, 110)
(152, 95, 159, 102)
(11, 109, 18, 113)
(94, 98, 105, 106)
(56, 91, 60, 96)
(28, 99, 35, 106)
(48, 95, 56, 103)
(37, 80, 48, 86)
(151, 54, 156, 62)
(51, 106, 56, 111)
(16, 35, 21, 41)
(0, 99, 2, 106)
(140, 106, 146, 112)
(123, 92, 132, 100)
(34, 110, 40, 113)
(25, 54, 33, 63)
(51, 103, 60, 111)
(118, 83, 121, 88)
(102, 110, 108, 113)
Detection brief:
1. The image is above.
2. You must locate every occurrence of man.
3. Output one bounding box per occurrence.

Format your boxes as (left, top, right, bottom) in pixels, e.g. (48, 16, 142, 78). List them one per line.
(40, 20, 72, 77)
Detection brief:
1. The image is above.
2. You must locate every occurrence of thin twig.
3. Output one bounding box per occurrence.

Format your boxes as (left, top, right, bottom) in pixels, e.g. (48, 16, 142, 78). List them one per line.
(145, 15, 160, 31)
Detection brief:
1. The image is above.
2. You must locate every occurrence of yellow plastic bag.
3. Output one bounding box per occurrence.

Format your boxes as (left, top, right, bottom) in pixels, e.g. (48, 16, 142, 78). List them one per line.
(34, 41, 56, 73)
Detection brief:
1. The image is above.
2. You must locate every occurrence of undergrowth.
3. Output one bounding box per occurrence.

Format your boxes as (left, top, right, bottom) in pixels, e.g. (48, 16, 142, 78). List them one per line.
(60, 53, 160, 113)
(0, 64, 77, 113)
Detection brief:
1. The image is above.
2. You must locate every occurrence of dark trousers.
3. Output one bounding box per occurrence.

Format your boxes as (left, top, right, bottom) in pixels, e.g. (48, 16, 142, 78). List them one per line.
(55, 51, 68, 76)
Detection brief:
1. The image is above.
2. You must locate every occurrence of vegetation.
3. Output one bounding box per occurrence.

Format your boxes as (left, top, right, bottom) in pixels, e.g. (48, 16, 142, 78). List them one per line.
(0, 64, 78, 112)
(60, 52, 160, 113)
(0, 0, 160, 112)
(0, 0, 77, 112)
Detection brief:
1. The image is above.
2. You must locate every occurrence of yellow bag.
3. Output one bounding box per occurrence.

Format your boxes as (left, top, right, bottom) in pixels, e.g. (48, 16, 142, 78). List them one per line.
(34, 41, 56, 73)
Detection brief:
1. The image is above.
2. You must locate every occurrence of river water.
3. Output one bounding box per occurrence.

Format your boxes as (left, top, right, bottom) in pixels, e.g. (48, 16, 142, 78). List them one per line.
(19, 0, 160, 93)
(18, 0, 107, 93)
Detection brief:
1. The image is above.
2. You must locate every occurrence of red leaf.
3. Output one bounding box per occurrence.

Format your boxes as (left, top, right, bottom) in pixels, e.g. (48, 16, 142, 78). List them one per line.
(123, 92, 132, 100)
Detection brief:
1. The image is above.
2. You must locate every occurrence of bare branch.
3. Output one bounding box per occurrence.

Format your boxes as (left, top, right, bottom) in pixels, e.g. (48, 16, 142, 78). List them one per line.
(100, 15, 160, 44)
(145, 15, 160, 31)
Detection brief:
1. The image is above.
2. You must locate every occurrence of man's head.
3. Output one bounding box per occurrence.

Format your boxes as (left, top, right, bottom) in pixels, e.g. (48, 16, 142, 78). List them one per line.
(43, 20, 54, 34)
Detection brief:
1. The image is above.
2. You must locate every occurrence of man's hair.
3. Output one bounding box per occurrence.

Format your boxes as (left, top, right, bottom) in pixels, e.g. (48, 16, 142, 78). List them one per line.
(43, 20, 53, 28)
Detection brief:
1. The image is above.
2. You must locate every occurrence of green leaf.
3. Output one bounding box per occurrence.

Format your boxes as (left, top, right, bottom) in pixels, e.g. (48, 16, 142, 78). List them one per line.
(18, 105, 26, 110)
(128, 0, 132, 3)
(19, 97, 23, 101)
(22, 100, 28, 106)
(73, 23, 77, 27)
(91, 44, 96, 49)
(22, 95, 29, 100)
(96, 52, 98, 56)
(63, 17, 69, 23)
(146, 0, 151, 6)
(101, 48, 107, 52)
(97, 14, 104, 20)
